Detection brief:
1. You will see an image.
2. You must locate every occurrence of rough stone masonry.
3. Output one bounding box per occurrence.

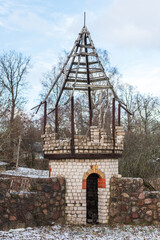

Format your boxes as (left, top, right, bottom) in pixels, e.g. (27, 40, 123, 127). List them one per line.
(110, 176, 160, 225)
(0, 176, 65, 230)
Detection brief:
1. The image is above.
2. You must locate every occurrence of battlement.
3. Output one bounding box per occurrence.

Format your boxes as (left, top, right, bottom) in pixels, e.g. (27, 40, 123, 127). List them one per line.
(42, 125, 125, 158)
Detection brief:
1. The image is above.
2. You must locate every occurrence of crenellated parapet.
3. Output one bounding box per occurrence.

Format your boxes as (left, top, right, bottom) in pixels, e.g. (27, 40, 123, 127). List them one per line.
(42, 125, 125, 157)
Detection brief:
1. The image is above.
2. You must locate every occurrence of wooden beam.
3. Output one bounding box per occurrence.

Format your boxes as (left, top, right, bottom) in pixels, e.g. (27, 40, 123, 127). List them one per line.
(55, 106, 58, 134)
(88, 69, 103, 73)
(90, 77, 109, 81)
(44, 101, 47, 134)
(67, 77, 109, 82)
(85, 33, 92, 127)
(64, 87, 111, 91)
(118, 103, 121, 126)
(77, 44, 93, 49)
(70, 70, 87, 74)
(48, 107, 55, 115)
(90, 77, 109, 82)
(73, 84, 110, 89)
(31, 102, 42, 111)
(68, 76, 87, 80)
(73, 61, 99, 65)
(72, 52, 97, 57)
(67, 79, 88, 83)
(79, 30, 90, 35)
(64, 87, 89, 91)
(88, 61, 99, 65)
(44, 153, 123, 160)
(36, 102, 43, 114)
(112, 98, 115, 152)
(73, 62, 87, 66)
(119, 103, 132, 115)
(71, 96, 75, 155)
(71, 67, 102, 71)
(70, 69, 102, 74)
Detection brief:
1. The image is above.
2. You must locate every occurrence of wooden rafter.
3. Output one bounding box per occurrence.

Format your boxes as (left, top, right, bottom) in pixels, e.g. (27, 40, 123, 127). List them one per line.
(33, 24, 132, 121)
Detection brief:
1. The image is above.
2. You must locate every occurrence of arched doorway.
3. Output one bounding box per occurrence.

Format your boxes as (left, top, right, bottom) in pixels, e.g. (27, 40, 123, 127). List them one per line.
(87, 173, 99, 223)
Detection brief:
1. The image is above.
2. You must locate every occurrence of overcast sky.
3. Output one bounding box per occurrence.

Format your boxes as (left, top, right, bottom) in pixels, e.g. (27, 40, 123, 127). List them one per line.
(0, 0, 160, 110)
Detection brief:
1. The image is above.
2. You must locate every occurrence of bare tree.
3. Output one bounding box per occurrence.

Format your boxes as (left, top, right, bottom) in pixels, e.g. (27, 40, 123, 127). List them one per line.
(136, 94, 159, 134)
(0, 50, 31, 160)
(119, 92, 160, 179)
(119, 131, 160, 180)
(118, 83, 138, 131)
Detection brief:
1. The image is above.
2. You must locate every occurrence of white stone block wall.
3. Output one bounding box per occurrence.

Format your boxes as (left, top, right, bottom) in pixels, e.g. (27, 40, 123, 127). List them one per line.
(42, 125, 125, 155)
(50, 158, 118, 224)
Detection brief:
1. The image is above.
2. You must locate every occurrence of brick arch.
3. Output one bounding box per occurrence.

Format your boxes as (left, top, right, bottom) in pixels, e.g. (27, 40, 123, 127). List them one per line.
(82, 165, 106, 189)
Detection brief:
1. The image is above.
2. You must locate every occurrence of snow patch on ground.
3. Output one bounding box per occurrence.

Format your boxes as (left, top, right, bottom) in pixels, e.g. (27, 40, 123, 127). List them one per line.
(0, 224, 160, 239)
(1, 167, 49, 178)
(0, 161, 8, 166)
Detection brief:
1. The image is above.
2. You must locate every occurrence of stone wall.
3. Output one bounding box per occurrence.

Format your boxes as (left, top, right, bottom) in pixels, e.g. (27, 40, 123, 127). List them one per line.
(0, 176, 65, 230)
(110, 176, 160, 224)
(50, 159, 118, 224)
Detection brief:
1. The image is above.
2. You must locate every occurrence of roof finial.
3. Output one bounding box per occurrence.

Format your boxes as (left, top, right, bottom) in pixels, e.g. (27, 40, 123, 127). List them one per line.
(84, 12, 86, 27)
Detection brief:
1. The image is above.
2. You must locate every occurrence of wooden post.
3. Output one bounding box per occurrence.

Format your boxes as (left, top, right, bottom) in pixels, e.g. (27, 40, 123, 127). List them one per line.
(118, 103, 121, 126)
(55, 106, 58, 134)
(16, 135, 21, 169)
(44, 101, 47, 134)
(112, 98, 115, 151)
(85, 33, 92, 127)
(128, 113, 130, 131)
(71, 96, 75, 155)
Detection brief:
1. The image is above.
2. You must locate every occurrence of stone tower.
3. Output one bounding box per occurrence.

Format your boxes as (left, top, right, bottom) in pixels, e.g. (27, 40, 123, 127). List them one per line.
(37, 23, 130, 224)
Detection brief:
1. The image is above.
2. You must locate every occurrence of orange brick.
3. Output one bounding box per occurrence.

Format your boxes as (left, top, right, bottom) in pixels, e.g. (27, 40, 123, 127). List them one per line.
(49, 165, 51, 177)
(100, 173, 105, 179)
(83, 174, 87, 179)
(86, 172, 90, 176)
(82, 179, 86, 189)
(101, 179, 105, 183)
(97, 178, 106, 188)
